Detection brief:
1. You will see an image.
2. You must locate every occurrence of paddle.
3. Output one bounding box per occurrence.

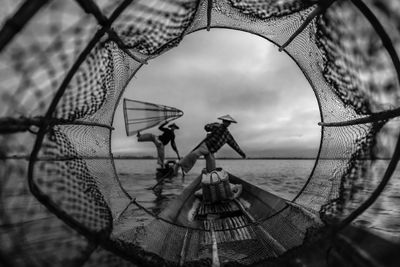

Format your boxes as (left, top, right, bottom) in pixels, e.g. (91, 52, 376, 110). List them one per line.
(150, 158, 180, 190)
(150, 171, 171, 190)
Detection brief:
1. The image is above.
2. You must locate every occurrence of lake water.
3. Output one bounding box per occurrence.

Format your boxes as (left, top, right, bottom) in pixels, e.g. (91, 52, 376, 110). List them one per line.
(115, 159, 400, 242)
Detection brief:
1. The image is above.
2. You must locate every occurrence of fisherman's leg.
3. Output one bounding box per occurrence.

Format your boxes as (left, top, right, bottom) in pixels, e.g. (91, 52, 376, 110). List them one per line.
(178, 143, 209, 173)
(195, 143, 214, 172)
(204, 153, 216, 172)
(178, 149, 203, 173)
(137, 133, 156, 142)
(156, 144, 165, 168)
(138, 133, 163, 167)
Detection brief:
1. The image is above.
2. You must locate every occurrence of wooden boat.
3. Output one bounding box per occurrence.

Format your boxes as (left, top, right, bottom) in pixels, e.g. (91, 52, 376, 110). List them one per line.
(140, 171, 323, 266)
(155, 160, 176, 179)
(129, 171, 400, 267)
(108, 169, 400, 267)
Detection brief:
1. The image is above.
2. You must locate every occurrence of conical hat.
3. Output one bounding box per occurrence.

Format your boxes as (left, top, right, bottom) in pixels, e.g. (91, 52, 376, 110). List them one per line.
(168, 123, 179, 129)
(217, 115, 237, 123)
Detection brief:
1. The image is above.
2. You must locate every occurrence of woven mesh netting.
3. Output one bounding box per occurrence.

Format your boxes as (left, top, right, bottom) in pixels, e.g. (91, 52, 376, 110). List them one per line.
(1, 0, 400, 266)
(122, 99, 184, 136)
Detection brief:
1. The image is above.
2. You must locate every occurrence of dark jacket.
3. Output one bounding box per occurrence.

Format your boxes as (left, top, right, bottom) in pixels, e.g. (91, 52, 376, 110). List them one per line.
(158, 122, 179, 155)
(204, 122, 245, 157)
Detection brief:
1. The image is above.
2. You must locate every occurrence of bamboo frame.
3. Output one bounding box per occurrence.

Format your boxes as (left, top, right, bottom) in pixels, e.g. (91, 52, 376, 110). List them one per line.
(0, 0, 50, 53)
(319, 109, 400, 127)
(279, 0, 336, 52)
(207, 0, 213, 31)
(7, 0, 398, 263)
(336, 0, 400, 231)
(27, 0, 134, 244)
(0, 117, 114, 133)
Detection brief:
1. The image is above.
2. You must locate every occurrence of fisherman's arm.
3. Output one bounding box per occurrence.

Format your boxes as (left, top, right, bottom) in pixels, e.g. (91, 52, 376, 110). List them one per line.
(204, 122, 219, 132)
(227, 133, 246, 158)
(158, 121, 168, 131)
(171, 137, 180, 159)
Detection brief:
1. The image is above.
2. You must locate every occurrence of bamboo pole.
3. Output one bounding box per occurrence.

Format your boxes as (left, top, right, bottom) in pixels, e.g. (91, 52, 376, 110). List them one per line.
(318, 108, 400, 127)
(0, 0, 50, 53)
(336, 0, 400, 230)
(279, 0, 336, 51)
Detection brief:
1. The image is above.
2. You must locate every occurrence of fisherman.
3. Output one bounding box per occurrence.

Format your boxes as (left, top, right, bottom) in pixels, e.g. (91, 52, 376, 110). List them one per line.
(174, 115, 246, 175)
(137, 121, 180, 168)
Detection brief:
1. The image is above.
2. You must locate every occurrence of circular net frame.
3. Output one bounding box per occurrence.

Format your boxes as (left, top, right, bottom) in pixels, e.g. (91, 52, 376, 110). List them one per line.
(1, 0, 400, 266)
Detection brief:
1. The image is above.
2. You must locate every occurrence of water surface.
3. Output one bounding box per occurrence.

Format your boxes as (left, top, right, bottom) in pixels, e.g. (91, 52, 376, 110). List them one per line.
(115, 159, 400, 242)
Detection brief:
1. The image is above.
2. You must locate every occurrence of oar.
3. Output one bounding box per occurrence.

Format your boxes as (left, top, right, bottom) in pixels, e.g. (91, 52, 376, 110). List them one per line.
(150, 169, 171, 190)
(150, 158, 180, 190)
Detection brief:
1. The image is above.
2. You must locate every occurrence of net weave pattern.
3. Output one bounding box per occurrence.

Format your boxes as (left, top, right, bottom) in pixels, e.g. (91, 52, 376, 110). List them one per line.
(1, 0, 400, 266)
(123, 98, 184, 136)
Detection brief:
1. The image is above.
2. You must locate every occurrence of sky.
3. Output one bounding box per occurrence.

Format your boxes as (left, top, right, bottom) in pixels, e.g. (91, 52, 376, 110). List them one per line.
(111, 29, 321, 158)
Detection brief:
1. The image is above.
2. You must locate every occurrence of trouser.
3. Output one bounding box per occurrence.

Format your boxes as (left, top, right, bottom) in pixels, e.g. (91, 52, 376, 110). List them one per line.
(179, 142, 215, 173)
(138, 133, 164, 167)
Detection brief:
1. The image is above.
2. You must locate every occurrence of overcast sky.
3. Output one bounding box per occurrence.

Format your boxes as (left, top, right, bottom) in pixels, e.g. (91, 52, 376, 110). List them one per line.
(111, 29, 320, 158)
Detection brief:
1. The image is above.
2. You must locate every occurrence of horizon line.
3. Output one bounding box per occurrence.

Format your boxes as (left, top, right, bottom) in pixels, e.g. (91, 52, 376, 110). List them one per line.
(2, 155, 393, 160)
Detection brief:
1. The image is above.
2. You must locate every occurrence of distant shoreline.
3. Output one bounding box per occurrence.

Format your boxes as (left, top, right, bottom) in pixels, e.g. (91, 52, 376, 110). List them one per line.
(112, 156, 318, 160)
(2, 155, 392, 160)
(112, 156, 392, 160)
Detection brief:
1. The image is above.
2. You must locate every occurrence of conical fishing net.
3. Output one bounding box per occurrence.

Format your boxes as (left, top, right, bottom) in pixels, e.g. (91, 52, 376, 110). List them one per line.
(123, 99, 184, 136)
(1, 0, 400, 266)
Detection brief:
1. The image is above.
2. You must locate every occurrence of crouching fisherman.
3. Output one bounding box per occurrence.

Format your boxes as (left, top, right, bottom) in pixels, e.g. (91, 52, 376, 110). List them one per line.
(174, 115, 246, 175)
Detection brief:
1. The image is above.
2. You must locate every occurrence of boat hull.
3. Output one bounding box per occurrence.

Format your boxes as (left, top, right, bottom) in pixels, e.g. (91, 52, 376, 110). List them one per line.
(139, 172, 322, 266)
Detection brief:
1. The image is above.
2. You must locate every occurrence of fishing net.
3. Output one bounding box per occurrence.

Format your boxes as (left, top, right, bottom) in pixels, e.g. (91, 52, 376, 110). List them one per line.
(123, 99, 184, 136)
(1, 0, 400, 266)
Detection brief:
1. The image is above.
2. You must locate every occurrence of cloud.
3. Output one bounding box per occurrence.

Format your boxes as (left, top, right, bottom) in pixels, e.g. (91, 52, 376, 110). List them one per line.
(112, 29, 320, 158)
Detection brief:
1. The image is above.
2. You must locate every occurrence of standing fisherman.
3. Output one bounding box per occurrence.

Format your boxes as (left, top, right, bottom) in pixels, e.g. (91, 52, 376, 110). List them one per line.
(174, 115, 246, 175)
(137, 121, 180, 168)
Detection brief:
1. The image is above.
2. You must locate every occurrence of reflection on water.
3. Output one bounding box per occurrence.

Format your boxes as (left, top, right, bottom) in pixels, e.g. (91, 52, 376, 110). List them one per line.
(115, 159, 400, 242)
